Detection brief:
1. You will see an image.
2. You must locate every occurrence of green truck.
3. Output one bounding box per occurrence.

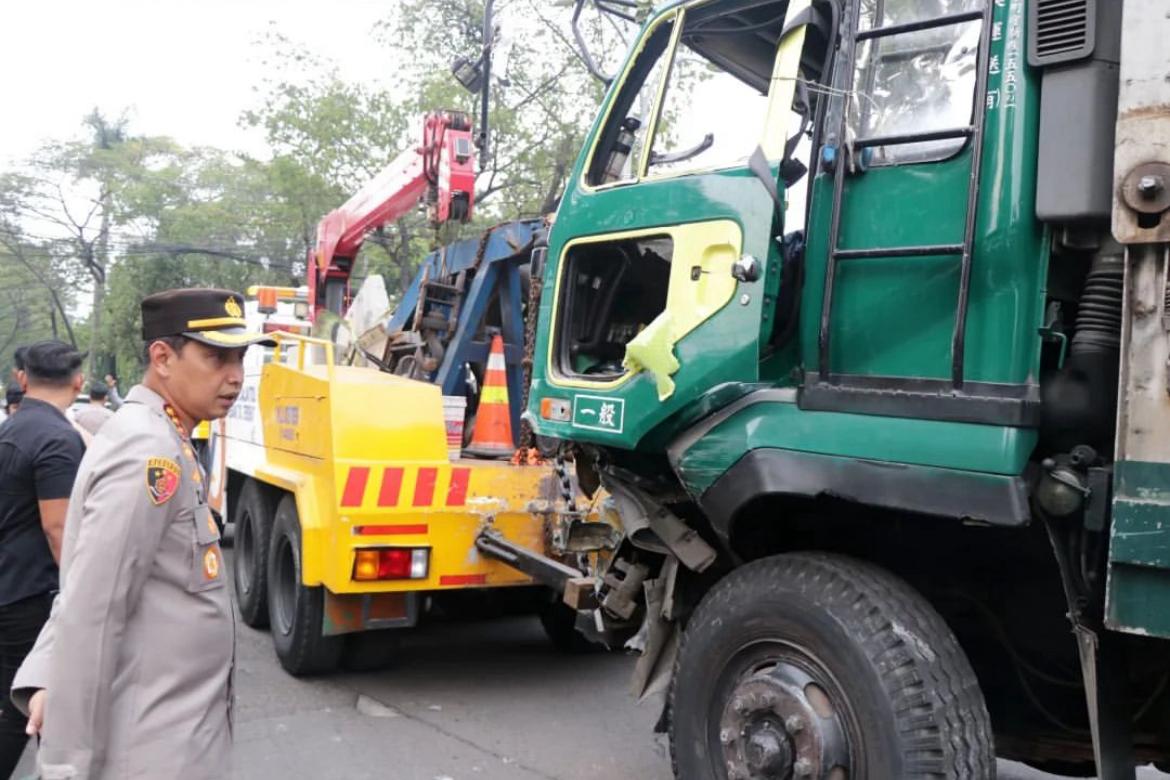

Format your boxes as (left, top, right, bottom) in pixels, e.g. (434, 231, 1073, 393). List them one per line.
(523, 0, 1170, 776)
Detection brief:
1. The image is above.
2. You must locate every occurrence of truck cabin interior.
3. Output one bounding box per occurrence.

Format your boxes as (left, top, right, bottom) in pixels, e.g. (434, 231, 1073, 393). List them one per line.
(559, 0, 831, 381)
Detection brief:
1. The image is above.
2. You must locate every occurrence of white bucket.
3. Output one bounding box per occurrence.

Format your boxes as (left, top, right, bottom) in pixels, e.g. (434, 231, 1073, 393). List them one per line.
(442, 396, 467, 461)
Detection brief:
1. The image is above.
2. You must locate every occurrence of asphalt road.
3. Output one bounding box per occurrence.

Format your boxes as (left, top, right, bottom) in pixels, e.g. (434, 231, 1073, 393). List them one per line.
(14, 547, 1170, 779)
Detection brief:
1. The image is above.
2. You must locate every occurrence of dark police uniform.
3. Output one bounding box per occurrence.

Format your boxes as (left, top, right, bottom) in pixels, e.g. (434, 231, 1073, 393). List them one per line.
(11, 289, 273, 780)
(0, 396, 84, 777)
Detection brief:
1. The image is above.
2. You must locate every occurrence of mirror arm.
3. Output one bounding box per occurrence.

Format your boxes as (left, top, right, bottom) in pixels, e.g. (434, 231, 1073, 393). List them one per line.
(573, 0, 616, 86)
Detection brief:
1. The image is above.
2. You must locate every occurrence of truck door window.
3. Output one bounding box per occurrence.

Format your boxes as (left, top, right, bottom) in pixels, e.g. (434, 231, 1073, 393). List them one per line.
(851, 0, 983, 164)
(647, 14, 773, 177)
(586, 16, 677, 187)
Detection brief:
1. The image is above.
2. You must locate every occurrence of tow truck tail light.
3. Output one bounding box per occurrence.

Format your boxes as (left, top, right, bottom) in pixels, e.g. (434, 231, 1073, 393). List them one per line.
(353, 548, 429, 581)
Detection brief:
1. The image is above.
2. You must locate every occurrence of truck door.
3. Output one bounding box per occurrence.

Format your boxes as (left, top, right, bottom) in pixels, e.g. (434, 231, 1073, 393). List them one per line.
(531, 0, 820, 448)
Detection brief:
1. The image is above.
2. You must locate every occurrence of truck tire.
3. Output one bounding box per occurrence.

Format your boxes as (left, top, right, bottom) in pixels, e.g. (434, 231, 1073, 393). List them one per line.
(669, 552, 994, 779)
(232, 479, 275, 628)
(267, 494, 342, 675)
(538, 600, 596, 653)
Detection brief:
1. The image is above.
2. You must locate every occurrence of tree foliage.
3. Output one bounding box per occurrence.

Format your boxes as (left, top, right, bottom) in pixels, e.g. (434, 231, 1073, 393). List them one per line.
(1, 0, 631, 383)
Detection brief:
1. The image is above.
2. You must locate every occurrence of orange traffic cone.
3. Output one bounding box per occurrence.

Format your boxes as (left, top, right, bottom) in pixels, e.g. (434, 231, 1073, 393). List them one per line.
(466, 334, 514, 458)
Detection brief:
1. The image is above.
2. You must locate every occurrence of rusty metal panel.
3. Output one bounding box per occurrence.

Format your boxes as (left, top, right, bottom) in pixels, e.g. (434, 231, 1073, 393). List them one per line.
(1112, 0, 1170, 243)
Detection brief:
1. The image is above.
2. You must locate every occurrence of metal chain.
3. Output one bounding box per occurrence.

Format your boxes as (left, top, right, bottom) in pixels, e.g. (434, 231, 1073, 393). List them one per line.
(518, 222, 548, 451)
(518, 271, 542, 451)
(554, 450, 576, 513)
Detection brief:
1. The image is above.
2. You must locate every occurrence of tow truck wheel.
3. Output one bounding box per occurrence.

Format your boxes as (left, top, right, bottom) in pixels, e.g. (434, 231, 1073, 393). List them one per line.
(267, 494, 342, 675)
(232, 479, 275, 628)
(669, 552, 993, 779)
(538, 599, 596, 653)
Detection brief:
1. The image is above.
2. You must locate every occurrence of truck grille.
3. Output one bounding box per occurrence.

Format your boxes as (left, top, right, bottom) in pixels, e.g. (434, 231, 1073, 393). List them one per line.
(1029, 0, 1095, 66)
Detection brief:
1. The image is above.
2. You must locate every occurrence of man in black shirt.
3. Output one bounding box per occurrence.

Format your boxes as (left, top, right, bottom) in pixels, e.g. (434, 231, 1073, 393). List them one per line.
(0, 341, 84, 777)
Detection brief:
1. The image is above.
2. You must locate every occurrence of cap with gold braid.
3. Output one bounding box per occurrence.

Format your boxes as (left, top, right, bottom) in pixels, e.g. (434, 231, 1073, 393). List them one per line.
(142, 288, 277, 348)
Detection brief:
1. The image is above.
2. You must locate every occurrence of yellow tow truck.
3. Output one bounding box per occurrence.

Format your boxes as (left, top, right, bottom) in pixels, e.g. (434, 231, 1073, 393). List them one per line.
(206, 112, 604, 674)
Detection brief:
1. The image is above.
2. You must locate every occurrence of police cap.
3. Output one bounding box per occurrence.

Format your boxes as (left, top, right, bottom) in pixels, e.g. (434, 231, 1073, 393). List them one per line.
(142, 288, 276, 348)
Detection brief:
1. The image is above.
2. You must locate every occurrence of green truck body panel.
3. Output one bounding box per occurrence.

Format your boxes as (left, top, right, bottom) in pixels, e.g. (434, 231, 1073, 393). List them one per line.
(1107, 461, 1170, 637)
(801, 0, 1048, 385)
(673, 396, 1038, 496)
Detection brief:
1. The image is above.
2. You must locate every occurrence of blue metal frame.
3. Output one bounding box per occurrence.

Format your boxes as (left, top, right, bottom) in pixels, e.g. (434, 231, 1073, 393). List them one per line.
(382, 219, 542, 446)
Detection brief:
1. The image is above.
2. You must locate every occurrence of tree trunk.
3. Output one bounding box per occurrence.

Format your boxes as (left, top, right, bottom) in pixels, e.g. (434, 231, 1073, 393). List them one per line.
(89, 194, 111, 376)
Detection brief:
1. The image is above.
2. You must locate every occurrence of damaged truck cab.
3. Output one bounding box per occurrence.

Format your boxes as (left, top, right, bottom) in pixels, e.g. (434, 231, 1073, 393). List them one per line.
(530, 0, 1170, 776)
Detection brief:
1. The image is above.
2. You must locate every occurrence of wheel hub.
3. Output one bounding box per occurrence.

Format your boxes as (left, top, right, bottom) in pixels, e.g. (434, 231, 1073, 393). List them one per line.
(743, 722, 792, 775)
(719, 662, 850, 779)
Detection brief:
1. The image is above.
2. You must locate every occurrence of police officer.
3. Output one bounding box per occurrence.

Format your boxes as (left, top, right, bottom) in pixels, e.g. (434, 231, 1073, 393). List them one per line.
(10, 289, 274, 780)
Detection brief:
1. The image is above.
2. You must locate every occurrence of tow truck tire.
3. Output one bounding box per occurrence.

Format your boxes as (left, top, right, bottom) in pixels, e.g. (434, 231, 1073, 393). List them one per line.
(267, 495, 342, 675)
(538, 600, 596, 654)
(669, 552, 993, 780)
(232, 479, 275, 628)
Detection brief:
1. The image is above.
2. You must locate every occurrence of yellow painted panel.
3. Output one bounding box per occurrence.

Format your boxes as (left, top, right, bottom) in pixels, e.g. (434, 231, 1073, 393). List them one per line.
(761, 0, 812, 161)
(549, 219, 743, 392)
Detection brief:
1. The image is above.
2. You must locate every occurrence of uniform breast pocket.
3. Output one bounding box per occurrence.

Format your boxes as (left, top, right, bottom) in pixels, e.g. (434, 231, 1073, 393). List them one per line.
(188, 504, 225, 593)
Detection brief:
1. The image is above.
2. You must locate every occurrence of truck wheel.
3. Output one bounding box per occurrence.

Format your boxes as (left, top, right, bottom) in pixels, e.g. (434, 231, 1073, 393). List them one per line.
(232, 479, 274, 628)
(267, 494, 342, 675)
(539, 600, 596, 653)
(669, 552, 993, 779)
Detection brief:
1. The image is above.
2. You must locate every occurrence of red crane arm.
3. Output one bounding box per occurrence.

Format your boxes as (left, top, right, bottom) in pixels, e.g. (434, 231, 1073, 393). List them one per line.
(308, 111, 477, 318)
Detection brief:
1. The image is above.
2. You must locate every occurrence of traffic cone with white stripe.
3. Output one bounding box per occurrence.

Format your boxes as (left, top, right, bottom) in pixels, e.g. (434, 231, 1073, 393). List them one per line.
(465, 333, 514, 458)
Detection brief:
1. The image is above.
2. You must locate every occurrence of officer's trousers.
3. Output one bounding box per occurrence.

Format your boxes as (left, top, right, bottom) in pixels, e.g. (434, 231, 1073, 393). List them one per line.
(0, 592, 52, 779)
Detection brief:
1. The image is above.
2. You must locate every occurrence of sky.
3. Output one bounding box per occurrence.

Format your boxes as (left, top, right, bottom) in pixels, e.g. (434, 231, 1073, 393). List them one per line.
(0, 0, 396, 165)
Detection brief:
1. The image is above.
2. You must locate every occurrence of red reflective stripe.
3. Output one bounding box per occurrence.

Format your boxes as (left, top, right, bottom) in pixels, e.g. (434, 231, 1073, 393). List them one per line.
(340, 467, 370, 507)
(440, 574, 487, 586)
(353, 524, 428, 536)
(484, 367, 507, 385)
(412, 467, 437, 507)
(446, 468, 470, 506)
(378, 467, 404, 507)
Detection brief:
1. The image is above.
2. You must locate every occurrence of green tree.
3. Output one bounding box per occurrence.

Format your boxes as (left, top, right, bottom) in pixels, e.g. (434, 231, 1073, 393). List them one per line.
(241, 0, 620, 294)
(0, 111, 185, 375)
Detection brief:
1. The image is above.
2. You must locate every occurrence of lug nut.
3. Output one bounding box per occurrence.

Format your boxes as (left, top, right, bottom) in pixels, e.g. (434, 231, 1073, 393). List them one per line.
(785, 715, 805, 734)
(720, 728, 734, 745)
(733, 697, 749, 715)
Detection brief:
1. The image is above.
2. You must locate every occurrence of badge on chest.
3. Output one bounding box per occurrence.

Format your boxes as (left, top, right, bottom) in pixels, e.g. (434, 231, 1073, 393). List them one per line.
(146, 457, 181, 505)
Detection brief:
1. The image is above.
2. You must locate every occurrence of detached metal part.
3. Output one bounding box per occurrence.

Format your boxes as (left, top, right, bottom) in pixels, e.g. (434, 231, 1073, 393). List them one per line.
(475, 528, 583, 592)
(602, 478, 718, 572)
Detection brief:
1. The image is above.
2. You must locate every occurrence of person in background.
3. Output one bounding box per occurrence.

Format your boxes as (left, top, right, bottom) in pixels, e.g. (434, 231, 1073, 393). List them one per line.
(2, 388, 21, 419)
(73, 384, 113, 437)
(12, 289, 274, 780)
(103, 374, 124, 411)
(0, 341, 85, 778)
(8, 348, 27, 391)
(3, 348, 28, 422)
